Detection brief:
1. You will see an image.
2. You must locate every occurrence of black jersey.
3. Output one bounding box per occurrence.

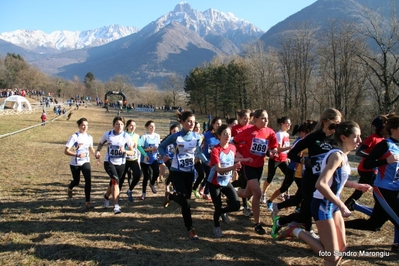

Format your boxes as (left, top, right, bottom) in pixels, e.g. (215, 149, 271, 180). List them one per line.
(288, 129, 336, 176)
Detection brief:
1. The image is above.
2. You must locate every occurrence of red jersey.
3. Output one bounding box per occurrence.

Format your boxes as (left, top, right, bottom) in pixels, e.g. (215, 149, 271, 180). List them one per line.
(209, 144, 236, 186)
(233, 126, 278, 167)
(271, 130, 290, 162)
(358, 133, 385, 173)
(231, 123, 253, 137)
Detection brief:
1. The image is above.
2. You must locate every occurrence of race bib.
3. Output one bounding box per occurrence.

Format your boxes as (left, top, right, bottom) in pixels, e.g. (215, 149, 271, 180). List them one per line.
(177, 153, 195, 172)
(109, 145, 123, 158)
(147, 143, 157, 154)
(311, 154, 325, 175)
(394, 163, 399, 183)
(250, 138, 268, 156)
(127, 147, 139, 160)
(76, 147, 89, 163)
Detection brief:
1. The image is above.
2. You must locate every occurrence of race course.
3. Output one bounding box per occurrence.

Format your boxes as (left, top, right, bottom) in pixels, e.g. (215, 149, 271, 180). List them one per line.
(0, 103, 397, 266)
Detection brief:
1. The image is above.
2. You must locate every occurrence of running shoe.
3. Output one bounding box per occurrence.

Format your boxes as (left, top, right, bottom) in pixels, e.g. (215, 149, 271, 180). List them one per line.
(150, 184, 157, 194)
(271, 203, 279, 219)
(203, 194, 212, 201)
(261, 194, 267, 204)
(114, 204, 121, 214)
(188, 228, 199, 240)
(278, 193, 286, 201)
(85, 202, 94, 210)
(309, 230, 319, 239)
(221, 213, 230, 225)
(266, 200, 273, 211)
(192, 189, 200, 199)
(345, 198, 356, 211)
(164, 191, 170, 208)
(67, 187, 73, 198)
(213, 226, 223, 238)
(104, 194, 110, 208)
(277, 222, 301, 240)
(199, 187, 205, 196)
(126, 190, 133, 202)
(141, 193, 146, 200)
(254, 223, 266, 235)
(243, 207, 253, 217)
(270, 216, 281, 239)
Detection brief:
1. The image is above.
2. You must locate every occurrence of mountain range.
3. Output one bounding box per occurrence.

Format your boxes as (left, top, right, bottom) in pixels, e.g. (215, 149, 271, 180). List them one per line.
(0, 0, 395, 87)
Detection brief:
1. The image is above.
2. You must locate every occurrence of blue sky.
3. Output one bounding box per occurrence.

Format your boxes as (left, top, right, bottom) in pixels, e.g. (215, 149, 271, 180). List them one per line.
(0, 0, 317, 33)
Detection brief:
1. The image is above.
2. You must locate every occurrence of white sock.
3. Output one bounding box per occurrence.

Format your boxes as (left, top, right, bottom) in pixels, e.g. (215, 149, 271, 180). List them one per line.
(293, 228, 302, 238)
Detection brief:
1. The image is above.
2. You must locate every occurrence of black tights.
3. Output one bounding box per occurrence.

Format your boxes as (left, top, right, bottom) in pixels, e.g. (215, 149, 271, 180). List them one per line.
(140, 161, 159, 193)
(119, 160, 141, 191)
(68, 163, 91, 202)
(169, 171, 195, 230)
(208, 182, 240, 227)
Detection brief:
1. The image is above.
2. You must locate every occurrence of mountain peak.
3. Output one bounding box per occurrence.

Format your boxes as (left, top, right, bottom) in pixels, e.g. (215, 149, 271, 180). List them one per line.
(173, 2, 193, 12)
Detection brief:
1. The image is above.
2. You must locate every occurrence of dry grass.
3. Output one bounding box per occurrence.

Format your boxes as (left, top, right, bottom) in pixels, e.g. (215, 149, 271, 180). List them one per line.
(0, 102, 398, 265)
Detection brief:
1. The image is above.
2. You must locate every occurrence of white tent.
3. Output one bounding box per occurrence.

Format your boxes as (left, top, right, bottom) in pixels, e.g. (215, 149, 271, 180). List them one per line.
(0, 95, 32, 112)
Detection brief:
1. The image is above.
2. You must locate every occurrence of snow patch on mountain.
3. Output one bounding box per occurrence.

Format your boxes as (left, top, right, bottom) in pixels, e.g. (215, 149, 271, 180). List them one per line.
(0, 24, 139, 51)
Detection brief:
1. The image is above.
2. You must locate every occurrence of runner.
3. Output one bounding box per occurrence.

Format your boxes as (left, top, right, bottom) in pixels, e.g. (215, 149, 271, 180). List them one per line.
(262, 116, 292, 210)
(345, 115, 399, 244)
(119, 119, 148, 202)
(158, 111, 208, 240)
(139, 120, 161, 200)
(191, 122, 205, 199)
(200, 117, 222, 200)
(277, 121, 370, 265)
(344, 115, 388, 209)
(160, 123, 180, 197)
(269, 121, 314, 220)
(208, 124, 252, 237)
(65, 117, 97, 209)
(272, 108, 342, 236)
(233, 109, 278, 235)
(231, 109, 254, 217)
(95, 116, 134, 214)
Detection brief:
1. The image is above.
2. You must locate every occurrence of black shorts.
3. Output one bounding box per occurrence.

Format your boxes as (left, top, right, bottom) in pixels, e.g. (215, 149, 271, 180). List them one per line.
(241, 165, 263, 181)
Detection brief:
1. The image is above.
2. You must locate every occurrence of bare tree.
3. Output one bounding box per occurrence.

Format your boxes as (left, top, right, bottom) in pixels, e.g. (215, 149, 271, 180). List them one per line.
(357, 3, 399, 113)
(162, 73, 185, 107)
(318, 20, 369, 119)
(276, 24, 317, 122)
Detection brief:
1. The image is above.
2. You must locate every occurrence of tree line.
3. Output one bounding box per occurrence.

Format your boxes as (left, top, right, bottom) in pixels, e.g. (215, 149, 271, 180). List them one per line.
(184, 9, 399, 132)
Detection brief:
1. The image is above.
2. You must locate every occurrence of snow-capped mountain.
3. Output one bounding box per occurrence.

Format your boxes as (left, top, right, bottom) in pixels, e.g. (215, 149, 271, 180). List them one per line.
(0, 2, 264, 86)
(0, 24, 140, 53)
(147, 2, 264, 47)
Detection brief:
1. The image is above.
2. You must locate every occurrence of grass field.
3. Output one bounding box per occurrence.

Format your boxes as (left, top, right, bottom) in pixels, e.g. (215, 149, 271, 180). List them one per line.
(0, 100, 397, 265)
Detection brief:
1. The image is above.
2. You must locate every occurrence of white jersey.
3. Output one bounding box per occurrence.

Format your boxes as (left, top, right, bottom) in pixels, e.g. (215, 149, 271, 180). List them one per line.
(276, 130, 291, 154)
(65, 132, 93, 166)
(99, 130, 133, 165)
(171, 133, 198, 172)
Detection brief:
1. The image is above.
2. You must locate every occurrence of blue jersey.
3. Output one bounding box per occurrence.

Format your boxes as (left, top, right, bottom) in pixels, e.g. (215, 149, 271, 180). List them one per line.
(202, 131, 220, 159)
(140, 133, 160, 164)
(374, 138, 399, 191)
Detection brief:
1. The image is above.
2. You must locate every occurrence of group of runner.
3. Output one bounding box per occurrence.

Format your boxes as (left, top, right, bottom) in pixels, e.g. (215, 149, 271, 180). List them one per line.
(64, 108, 399, 264)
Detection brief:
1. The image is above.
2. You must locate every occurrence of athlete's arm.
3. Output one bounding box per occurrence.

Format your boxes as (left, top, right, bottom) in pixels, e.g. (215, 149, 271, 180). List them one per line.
(363, 140, 390, 169)
(355, 144, 369, 158)
(315, 152, 351, 217)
